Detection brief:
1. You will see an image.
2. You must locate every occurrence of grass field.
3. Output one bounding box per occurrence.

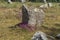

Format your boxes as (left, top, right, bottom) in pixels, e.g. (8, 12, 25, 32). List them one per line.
(0, 2, 60, 40)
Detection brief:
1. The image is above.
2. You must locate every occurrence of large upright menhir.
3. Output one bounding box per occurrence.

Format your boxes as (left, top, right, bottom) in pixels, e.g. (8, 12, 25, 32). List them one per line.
(18, 0, 45, 31)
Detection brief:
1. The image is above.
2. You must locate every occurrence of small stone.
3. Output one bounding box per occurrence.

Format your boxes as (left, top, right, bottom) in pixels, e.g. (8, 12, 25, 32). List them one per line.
(31, 31, 48, 40)
(40, 4, 48, 9)
(56, 34, 60, 39)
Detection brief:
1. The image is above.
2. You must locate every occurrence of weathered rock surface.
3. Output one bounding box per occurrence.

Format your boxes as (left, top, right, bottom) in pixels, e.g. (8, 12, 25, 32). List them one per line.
(31, 31, 48, 40)
(22, 4, 29, 24)
(8, 0, 12, 4)
(21, 0, 26, 3)
(56, 34, 60, 39)
(18, 4, 45, 31)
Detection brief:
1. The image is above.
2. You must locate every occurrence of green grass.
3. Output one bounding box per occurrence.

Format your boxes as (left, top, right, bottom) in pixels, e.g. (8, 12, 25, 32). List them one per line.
(0, 2, 60, 40)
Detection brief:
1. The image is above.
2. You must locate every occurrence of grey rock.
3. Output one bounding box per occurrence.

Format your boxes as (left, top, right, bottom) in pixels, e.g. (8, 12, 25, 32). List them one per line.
(56, 34, 60, 39)
(8, 0, 12, 4)
(43, 0, 47, 3)
(21, 4, 45, 27)
(31, 31, 48, 40)
(28, 8, 45, 27)
(21, 0, 26, 3)
(22, 4, 29, 24)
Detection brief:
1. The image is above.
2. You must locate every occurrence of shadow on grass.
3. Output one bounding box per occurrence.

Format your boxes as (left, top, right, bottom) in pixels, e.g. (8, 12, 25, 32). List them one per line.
(8, 23, 25, 31)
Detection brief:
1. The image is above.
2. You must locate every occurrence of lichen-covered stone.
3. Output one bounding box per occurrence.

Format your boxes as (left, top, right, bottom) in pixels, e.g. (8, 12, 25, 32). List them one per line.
(28, 8, 45, 27)
(19, 4, 45, 31)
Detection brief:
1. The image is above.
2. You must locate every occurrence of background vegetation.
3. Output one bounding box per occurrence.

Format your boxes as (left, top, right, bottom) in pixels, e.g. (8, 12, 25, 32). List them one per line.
(0, 0, 60, 2)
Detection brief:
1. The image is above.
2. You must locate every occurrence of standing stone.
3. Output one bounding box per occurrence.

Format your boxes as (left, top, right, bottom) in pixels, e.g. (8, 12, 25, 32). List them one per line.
(21, 0, 26, 3)
(36, 8, 45, 27)
(8, 0, 12, 4)
(22, 5, 29, 24)
(18, 4, 45, 31)
(48, 3, 53, 7)
(28, 8, 37, 27)
(31, 31, 48, 40)
(44, 0, 47, 3)
(28, 8, 45, 27)
(18, 4, 35, 31)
